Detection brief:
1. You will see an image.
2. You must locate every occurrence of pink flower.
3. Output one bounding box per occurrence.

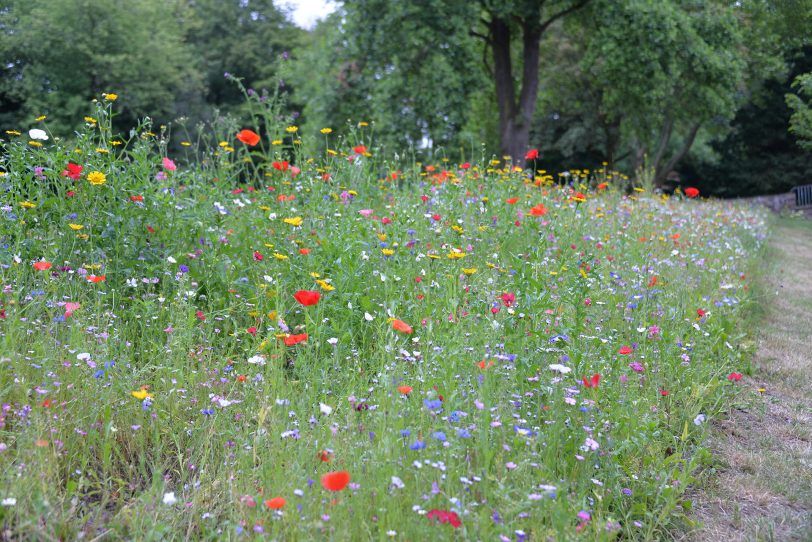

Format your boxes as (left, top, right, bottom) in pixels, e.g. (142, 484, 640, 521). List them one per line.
(162, 157, 176, 171)
(358, 209, 374, 218)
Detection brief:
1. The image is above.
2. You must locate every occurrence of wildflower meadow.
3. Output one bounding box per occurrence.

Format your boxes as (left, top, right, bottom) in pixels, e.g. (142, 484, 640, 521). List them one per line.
(0, 91, 767, 541)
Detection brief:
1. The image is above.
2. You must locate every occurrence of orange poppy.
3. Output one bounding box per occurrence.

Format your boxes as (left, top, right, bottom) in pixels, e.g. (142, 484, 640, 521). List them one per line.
(397, 385, 413, 395)
(392, 319, 413, 334)
(321, 471, 350, 491)
(529, 204, 547, 216)
(318, 450, 333, 462)
(236, 129, 260, 146)
(33, 261, 52, 271)
(264, 497, 286, 509)
(293, 290, 321, 306)
(86, 275, 106, 283)
(282, 333, 308, 346)
(478, 360, 494, 370)
(505, 197, 519, 205)
(298, 248, 312, 255)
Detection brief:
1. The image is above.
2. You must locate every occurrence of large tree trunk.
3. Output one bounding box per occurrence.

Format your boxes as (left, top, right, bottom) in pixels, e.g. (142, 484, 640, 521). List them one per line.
(484, 2, 592, 162)
(654, 122, 701, 185)
(490, 16, 541, 161)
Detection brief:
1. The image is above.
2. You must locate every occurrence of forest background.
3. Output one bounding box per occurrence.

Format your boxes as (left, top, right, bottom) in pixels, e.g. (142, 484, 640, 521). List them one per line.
(2, 0, 812, 197)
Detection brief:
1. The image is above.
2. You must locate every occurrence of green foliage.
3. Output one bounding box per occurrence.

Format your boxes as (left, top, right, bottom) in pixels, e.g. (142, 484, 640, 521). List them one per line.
(0, 0, 203, 133)
(787, 71, 812, 149)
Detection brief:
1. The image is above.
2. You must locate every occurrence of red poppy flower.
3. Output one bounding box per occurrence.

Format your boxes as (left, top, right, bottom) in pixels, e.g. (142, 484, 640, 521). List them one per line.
(727, 372, 743, 382)
(283, 333, 308, 346)
(684, 187, 700, 198)
(660, 389, 669, 396)
(697, 308, 706, 317)
(427, 509, 461, 528)
(236, 129, 260, 146)
(478, 360, 495, 370)
(582, 373, 601, 389)
(318, 449, 333, 462)
(618, 345, 633, 355)
(195, 311, 206, 321)
(86, 275, 106, 283)
(392, 319, 413, 334)
(61, 163, 83, 180)
(264, 497, 286, 509)
(505, 197, 519, 205)
(353, 145, 367, 155)
(130, 195, 144, 202)
(33, 261, 52, 271)
(293, 290, 321, 306)
(500, 292, 515, 307)
(525, 149, 539, 160)
(398, 385, 413, 395)
(299, 248, 312, 255)
(597, 182, 608, 190)
(648, 276, 658, 287)
(247, 326, 257, 336)
(272, 161, 289, 172)
(321, 471, 350, 491)
(253, 251, 264, 261)
(529, 204, 547, 216)
(460, 162, 471, 170)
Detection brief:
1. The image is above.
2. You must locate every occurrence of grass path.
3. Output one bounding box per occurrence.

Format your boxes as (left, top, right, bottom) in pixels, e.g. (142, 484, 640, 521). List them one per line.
(688, 216, 812, 541)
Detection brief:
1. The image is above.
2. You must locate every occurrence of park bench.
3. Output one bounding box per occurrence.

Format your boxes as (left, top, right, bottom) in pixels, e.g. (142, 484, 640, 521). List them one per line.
(792, 184, 812, 208)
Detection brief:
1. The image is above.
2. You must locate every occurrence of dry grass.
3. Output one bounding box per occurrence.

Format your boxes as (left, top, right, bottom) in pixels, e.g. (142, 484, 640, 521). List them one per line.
(685, 216, 812, 542)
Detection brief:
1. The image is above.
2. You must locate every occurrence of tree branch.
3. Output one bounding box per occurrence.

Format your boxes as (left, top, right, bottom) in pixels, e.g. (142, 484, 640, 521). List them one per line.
(539, 0, 592, 34)
(659, 122, 701, 181)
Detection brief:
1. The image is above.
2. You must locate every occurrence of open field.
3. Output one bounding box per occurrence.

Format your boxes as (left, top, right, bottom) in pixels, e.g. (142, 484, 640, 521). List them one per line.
(0, 100, 767, 540)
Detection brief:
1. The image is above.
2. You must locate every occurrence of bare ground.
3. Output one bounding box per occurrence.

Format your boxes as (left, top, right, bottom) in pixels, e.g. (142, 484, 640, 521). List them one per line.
(685, 216, 812, 541)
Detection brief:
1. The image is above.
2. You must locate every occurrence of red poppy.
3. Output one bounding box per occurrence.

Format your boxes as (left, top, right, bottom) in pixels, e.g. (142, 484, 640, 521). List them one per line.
(397, 385, 413, 395)
(505, 197, 519, 205)
(660, 389, 669, 396)
(618, 345, 633, 355)
(460, 162, 471, 170)
(272, 161, 289, 172)
(247, 326, 257, 336)
(318, 450, 333, 462)
(648, 276, 658, 287)
(33, 261, 52, 271)
(236, 129, 260, 146)
(321, 471, 350, 491)
(529, 204, 547, 216)
(525, 149, 539, 161)
(697, 308, 706, 317)
(129, 195, 144, 202)
(582, 373, 601, 389)
(500, 292, 515, 307)
(283, 333, 308, 346)
(392, 319, 413, 334)
(293, 290, 321, 306)
(684, 187, 700, 198)
(299, 248, 312, 255)
(253, 250, 264, 261)
(727, 372, 743, 382)
(61, 163, 83, 180)
(353, 145, 367, 155)
(264, 497, 286, 509)
(478, 360, 495, 370)
(86, 275, 106, 283)
(195, 311, 206, 321)
(427, 509, 462, 528)
(597, 182, 608, 190)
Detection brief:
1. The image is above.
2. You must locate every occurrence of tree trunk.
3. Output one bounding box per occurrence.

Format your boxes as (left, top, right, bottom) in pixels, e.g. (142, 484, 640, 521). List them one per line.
(654, 122, 701, 185)
(487, 2, 592, 161)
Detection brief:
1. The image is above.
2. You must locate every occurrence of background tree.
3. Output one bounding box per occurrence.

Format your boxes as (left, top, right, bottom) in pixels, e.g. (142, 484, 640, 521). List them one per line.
(0, 0, 203, 134)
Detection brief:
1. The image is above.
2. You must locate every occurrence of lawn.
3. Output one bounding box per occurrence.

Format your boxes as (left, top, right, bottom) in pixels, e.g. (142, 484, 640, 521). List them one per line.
(0, 95, 767, 540)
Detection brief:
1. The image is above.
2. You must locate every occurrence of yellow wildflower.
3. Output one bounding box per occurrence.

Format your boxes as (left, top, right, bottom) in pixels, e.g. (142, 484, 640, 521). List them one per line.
(320, 128, 333, 134)
(131, 389, 153, 400)
(103, 93, 118, 101)
(283, 217, 303, 227)
(273, 252, 289, 260)
(87, 171, 106, 186)
(20, 201, 36, 209)
(286, 126, 298, 133)
(68, 224, 84, 231)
